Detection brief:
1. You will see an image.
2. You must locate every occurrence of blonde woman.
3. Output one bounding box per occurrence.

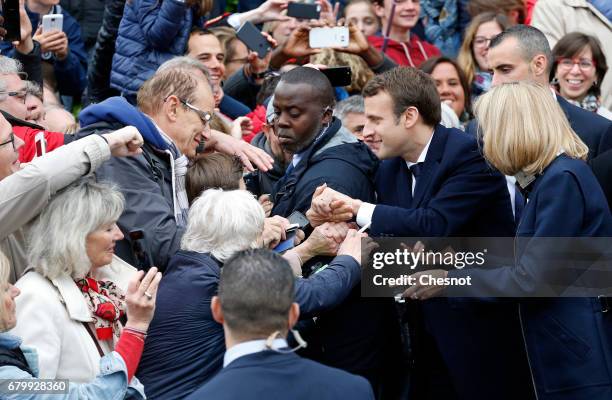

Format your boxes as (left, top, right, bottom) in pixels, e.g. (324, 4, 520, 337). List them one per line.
(0, 248, 161, 399)
(11, 180, 162, 389)
(457, 12, 510, 99)
(405, 82, 612, 400)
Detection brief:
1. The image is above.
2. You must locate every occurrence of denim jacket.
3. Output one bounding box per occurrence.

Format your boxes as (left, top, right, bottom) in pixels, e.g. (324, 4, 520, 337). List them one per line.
(0, 333, 145, 400)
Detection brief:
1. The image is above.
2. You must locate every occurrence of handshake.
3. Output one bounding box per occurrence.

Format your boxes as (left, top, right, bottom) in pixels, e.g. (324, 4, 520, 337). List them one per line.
(306, 183, 363, 227)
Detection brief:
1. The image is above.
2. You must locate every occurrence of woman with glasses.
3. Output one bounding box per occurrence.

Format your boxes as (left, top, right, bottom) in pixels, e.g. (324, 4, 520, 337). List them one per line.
(551, 32, 611, 120)
(457, 12, 511, 100)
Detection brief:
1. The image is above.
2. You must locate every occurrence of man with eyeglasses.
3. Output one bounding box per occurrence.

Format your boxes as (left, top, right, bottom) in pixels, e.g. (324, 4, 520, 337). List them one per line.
(75, 62, 273, 271)
(0, 56, 66, 163)
(0, 108, 144, 282)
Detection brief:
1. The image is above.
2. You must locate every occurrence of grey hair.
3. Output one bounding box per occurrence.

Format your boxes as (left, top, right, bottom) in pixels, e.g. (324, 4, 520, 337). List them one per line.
(24, 80, 43, 100)
(334, 95, 365, 121)
(0, 56, 23, 99)
(489, 25, 553, 74)
(27, 180, 125, 280)
(181, 189, 265, 262)
(157, 56, 213, 89)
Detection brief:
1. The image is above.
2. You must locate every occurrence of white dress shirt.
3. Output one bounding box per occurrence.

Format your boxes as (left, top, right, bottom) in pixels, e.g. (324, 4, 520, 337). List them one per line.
(356, 131, 434, 228)
(223, 338, 288, 368)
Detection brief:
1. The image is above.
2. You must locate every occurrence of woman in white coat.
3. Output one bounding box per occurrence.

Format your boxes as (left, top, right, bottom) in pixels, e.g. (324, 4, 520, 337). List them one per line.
(10, 180, 150, 383)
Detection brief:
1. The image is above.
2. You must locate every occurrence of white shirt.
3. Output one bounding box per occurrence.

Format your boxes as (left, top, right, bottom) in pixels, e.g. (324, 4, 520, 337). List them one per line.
(356, 131, 434, 228)
(223, 338, 288, 368)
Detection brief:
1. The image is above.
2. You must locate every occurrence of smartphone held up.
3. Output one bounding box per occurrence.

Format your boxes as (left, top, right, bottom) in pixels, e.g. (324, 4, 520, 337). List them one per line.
(309, 26, 349, 49)
(0, 0, 21, 42)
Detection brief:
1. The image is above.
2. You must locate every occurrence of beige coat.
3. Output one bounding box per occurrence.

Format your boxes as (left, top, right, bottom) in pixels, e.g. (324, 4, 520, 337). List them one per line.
(0, 135, 110, 283)
(10, 256, 136, 382)
(532, 0, 612, 111)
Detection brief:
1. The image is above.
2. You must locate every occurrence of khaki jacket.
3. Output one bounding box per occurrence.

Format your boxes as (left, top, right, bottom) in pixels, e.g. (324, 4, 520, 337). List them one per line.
(0, 135, 110, 283)
(532, 0, 612, 111)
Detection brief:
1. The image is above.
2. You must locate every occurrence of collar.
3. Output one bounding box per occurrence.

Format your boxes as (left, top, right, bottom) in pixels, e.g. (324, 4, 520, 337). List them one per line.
(0, 332, 22, 350)
(148, 116, 182, 159)
(406, 129, 434, 168)
(223, 338, 288, 368)
(51, 274, 93, 322)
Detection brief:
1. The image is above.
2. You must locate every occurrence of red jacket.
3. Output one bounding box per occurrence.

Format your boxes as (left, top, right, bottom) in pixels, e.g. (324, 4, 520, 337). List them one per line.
(368, 34, 440, 68)
(14, 126, 65, 163)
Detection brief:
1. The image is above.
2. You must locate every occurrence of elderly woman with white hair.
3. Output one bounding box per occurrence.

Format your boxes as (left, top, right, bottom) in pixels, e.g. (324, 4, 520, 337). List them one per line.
(9, 180, 162, 393)
(136, 188, 367, 400)
(0, 249, 161, 399)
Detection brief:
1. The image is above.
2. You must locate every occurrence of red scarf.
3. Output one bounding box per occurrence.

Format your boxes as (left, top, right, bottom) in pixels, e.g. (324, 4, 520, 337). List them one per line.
(74, 277, 126, 341)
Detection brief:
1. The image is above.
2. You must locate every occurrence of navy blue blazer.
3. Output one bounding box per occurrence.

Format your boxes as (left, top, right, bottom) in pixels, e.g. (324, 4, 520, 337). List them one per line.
(466, 95, 612, 159)
(450, 155, 612, 400)
(372, 124, 515, 237)
(137, 251, 362, 400)
(371, 125, 533, 400)
(184, 350, 375, 400)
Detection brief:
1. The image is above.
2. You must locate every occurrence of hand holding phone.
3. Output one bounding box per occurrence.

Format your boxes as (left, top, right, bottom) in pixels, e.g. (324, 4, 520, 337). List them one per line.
(309, 26, 349, 48)
(236, 21, 272, 59)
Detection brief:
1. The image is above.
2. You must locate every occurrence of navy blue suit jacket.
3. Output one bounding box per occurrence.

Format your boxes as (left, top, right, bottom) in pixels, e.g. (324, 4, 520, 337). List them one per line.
(450, 155, 612, 400)
(184, 351, 375, 400)
(371, 125, 534, 400)
(466, 95, 612, 159)
(372, 124, 515, 237)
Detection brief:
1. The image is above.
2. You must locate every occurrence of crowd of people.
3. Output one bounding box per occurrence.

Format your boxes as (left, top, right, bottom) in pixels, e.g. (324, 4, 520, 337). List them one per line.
(0, 0, 611, 399)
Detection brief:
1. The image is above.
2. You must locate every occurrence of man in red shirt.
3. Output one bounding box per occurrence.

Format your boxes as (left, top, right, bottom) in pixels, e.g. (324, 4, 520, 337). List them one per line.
(369, 0, 440, 67)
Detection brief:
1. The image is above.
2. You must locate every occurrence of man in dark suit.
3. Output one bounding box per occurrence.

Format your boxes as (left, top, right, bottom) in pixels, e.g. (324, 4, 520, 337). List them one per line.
(307, 67, 534, 400)
(185, 248, 375, 400)
(470, 25, 612, 160)
(465, 24, 612, 211)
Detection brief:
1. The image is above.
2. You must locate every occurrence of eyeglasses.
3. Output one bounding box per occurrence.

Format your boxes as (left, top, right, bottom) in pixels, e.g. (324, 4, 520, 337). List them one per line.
(0, 132, 16, 151)
(0, 90, 27, 104)
(473, 36, 495, 48)
(556, 57, 596, 71)
(179, 98, 212, 126)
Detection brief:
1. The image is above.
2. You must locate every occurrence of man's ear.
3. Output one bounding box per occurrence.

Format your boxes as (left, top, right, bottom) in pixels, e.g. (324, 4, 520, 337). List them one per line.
(402, 106, 419, 130)
(531, 54, 548, 79)
(288, 303, 300, 330)
(164, 95, 180, 123)
(322, 107, 333, 125)
(211, 296, 224, 324)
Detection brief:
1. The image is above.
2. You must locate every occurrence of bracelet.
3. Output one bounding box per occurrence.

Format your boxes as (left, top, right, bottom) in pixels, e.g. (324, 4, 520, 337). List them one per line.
(99, 134, 109, 145)
(123, 327, 148, 337)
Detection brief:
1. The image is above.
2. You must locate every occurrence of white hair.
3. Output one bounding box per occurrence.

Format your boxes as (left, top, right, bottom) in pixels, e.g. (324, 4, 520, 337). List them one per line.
(27, 180, 125, 280)
(181, 189, 265, 262)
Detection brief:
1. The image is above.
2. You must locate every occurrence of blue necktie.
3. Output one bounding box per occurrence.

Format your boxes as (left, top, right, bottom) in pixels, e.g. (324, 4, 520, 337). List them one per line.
(409, 162, 424, 196)
(514, 188, 525, 224)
